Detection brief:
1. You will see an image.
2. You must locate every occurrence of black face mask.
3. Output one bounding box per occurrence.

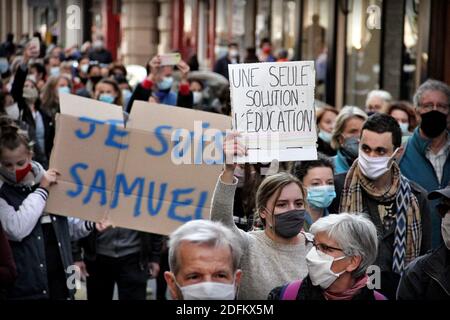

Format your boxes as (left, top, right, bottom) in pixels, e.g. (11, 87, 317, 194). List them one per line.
(269, 209, 306, 239)
(421, 110, 447, 138)
(90, 76, 102, 85)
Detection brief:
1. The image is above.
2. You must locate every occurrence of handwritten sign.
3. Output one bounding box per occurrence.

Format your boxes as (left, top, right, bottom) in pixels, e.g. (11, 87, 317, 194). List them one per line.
(45, 94, 231, 235)
(228, 61, 317, 162)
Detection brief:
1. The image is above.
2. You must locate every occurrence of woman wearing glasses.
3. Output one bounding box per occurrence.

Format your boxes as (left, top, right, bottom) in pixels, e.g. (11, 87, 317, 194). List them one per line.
(269, 213, 387, 300)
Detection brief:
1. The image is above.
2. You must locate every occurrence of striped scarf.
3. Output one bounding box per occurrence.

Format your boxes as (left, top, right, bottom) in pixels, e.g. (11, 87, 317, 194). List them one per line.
(340, 161, 422, 274)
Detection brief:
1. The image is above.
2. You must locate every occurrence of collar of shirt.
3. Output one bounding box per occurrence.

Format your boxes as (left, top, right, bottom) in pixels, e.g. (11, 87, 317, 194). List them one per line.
(426, 132, 450, 157)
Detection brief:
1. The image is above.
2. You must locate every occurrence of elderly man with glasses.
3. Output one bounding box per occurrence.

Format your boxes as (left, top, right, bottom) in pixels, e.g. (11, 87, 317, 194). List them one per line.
(400, 79, 450, 249)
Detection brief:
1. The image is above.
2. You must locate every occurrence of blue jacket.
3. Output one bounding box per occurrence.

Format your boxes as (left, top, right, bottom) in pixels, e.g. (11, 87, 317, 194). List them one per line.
(399, 128, 450, 248)
(333, 150, 351, 175)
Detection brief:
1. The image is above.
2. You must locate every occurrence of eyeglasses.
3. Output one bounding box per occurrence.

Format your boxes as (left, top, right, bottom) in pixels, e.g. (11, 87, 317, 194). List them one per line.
(313, 241, 343, 253)
(419, 103, 449, 113)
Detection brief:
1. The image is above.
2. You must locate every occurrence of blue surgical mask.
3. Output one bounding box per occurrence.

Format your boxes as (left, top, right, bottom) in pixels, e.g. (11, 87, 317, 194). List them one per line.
(0, 58, 9, 74)
(307, 185, 336, 209)
(50, 66, 60, 77)
(318, 130, 332, 144)
(158, 76, 173, 90)
(99, 93, 116, 104)
(122, 89, 132, 101)
(58, 86, 70, 95)
(399, 122, 409, 134)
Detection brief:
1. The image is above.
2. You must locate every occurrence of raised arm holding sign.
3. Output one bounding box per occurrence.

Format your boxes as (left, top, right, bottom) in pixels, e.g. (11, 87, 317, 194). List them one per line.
(45, 94, 231, 235)
(228, 61, 318, 163)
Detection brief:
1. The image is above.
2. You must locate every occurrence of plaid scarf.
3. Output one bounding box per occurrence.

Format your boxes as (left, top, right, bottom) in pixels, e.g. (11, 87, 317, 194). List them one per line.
(340, 161, 422, 274)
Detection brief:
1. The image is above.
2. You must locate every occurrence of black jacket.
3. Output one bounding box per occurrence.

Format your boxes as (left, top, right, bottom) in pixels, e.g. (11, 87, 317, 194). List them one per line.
(88, 49, 113, 64)
(213, 56, 235, 80)
(334, 172, 432, 299)
(317, 137, 336, 157)
(72, 230, 163, 267)
(0, 223, 17, 300)
(397, 244, 450, 299)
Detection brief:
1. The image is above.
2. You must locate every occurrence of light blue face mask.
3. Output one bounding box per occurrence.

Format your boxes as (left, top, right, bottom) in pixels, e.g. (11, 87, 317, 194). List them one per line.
(58, 86, 70, 95)
(50, 66, 60, 77)
(307, 185, 336, 209)
(0, 58, 9, 74)
(158, 77, 173, 90)
(399, 122, 409, 134)
(99, 93, 116, 104)
(318, 130, 332, 144)
(122, 89, 132, 101)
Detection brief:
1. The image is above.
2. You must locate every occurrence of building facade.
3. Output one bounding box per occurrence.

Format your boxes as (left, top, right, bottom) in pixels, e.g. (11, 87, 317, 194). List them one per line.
(1, 0, 449, 108)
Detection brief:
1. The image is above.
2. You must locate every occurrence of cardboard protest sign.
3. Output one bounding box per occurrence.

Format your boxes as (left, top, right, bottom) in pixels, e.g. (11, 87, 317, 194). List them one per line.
(228, 61, 317, 162)
(45, 94, 231, 235)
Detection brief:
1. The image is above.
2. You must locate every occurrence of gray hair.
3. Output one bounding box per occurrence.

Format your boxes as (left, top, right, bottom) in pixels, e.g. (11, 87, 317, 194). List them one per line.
(330, 106, 368, 150)
(310, 213, 378, 278)
(413, 79, 450, 108)
(365, 90, 392, 108)
(168, 219, 242, 275)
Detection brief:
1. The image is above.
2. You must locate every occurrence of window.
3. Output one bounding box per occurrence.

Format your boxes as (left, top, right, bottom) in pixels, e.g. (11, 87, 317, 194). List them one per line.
(344, 0, 383, 108)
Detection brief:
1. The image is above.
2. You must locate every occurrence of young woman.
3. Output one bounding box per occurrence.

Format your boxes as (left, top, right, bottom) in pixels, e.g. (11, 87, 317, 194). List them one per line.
(316, 107, 338, 157)
(94, 78, 123, 106)
(293, 155, 336, 231)
(210, 133, 313, 299)
(11, 42, 53, 167)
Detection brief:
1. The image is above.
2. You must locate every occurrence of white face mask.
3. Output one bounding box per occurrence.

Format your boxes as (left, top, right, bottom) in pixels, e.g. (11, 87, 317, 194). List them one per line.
(229, 49, 239, 58)
(358, 149, 397, 180)
(306, 246, 347, 289)
(80, 64, 89, 74)
(192, 91, 203, 105)
(177, 280, 236, 300)
(5, 102, 20, 120)
(442, 214, 450, 250)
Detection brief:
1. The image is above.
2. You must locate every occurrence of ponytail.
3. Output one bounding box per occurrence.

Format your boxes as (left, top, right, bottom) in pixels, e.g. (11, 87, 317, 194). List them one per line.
(0, 117, 32, 157)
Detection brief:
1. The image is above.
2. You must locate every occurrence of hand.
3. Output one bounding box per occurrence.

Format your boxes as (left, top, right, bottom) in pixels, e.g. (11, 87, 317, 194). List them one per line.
(74, 261, 89, 281)
(40, 168, 60, 189)
(95, 218, 113, 232)
(177, 60, 190, 81)
(222, 132, 246, 183)
(148, 262, 160, 279)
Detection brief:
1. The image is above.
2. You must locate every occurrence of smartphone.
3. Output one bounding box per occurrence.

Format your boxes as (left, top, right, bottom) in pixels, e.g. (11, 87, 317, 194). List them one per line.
(29, 37, 40, 57)
(159, 53, 181, 66)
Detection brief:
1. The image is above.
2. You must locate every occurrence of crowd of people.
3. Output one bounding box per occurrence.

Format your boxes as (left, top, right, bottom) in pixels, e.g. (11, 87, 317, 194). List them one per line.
(0, 32, 449, 301)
